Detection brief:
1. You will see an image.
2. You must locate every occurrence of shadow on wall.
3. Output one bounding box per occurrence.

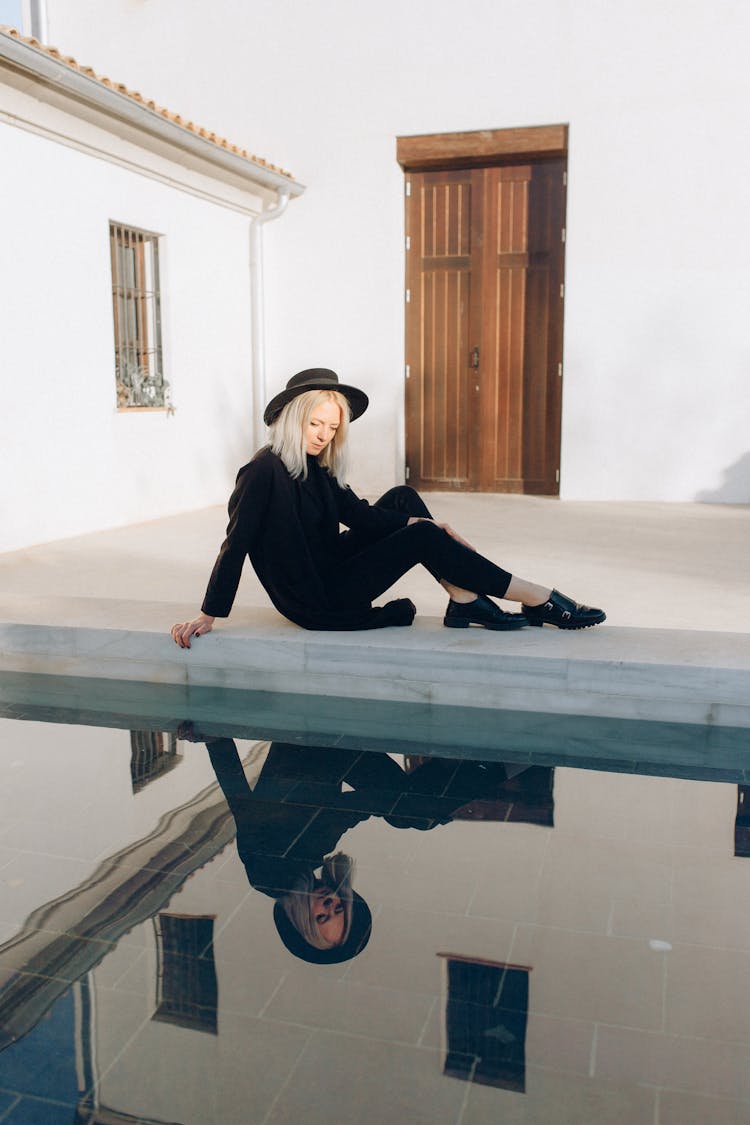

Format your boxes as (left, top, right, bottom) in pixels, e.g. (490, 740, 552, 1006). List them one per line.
(695, 452, 750, 503)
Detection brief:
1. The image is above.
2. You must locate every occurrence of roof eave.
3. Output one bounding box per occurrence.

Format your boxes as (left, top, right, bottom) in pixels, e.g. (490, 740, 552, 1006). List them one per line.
(0, 29, 305, 198)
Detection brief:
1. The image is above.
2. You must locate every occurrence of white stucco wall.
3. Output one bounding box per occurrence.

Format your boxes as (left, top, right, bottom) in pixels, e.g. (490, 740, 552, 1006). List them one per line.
(24, 1, 750, 503)
(0, 101, 259, 551)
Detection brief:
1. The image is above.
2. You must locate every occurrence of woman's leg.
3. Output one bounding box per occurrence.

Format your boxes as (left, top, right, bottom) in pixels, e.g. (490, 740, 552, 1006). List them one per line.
(336, 493, 605, 629)
(372, 491, 552, 605)
(335, 518, 514, 605)
(374, 485, 434, 519)
(339, 487, 473, 599)
(366, 486, 483, 604)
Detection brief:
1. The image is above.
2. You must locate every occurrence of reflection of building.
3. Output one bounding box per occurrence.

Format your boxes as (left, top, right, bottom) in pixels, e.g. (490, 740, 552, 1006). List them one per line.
(735, 786, 750, 857)
(440, 954, 530, 1093)
(130, 731, 181, 793)
(0, 738, 268, 1120)
(0, 769, 235, 1050)
(153, 914, 218, 1035)
(2, 729, 749, 1120)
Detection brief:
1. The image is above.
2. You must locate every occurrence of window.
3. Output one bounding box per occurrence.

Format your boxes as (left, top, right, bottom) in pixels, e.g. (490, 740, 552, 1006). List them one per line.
(129, 730, 181, 794)
(736, 786, 750, 857)
(439, 954, 530, 1092)
(152, 914, 218, 1034)
(109, 222, 169, 409)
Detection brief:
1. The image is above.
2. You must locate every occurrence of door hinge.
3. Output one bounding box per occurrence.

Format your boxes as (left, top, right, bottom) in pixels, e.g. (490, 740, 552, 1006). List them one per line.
(405, 466, 410, 480)
(563, 171, 567, 186)
(558, 362, 563, 378)
(405, 289, 411, 303)
(405, 364, 411, 380)
(561, 227, 566, 243)
(560, 283, 565, 299)
(405, 181, 412, 197)
(405, 235, 411, 251)
(555, 469, 560, 484)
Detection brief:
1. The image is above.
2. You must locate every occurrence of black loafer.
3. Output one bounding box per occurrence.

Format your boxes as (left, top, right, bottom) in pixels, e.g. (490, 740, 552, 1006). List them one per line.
(444, 594, 528, 631)
(522, 589, 606, 630)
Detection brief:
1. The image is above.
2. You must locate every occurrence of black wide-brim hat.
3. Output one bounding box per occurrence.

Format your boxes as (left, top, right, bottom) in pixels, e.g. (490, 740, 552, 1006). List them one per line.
(263, 368, 369, 427)
(273, 892, 372, 965)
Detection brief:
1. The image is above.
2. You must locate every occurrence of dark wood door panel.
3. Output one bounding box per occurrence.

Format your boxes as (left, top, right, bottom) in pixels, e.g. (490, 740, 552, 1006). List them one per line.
(405, 159, 565, 494)
(406, 170, 479, 488)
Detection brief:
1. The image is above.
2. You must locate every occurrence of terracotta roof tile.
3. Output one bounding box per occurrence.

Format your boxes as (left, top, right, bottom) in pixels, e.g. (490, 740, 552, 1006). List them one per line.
(0, 25, 294, 180)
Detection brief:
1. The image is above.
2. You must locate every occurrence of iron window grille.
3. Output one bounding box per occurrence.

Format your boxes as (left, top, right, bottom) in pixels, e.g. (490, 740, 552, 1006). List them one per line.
(109, 222, 170, 409)
(439, 954, 530, 1092)
(129, 730, 181, 794)
(152, 914, 218, 1034)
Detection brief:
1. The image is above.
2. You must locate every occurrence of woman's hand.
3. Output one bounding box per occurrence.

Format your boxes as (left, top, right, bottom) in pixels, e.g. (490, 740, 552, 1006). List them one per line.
(171, 613, 215, 649)
(176, 720, 224, 744)
(407, 517, 475, 551)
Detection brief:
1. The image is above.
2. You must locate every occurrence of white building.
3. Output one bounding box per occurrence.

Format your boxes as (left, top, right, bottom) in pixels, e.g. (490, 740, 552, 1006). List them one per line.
(41, 0, 750, 508)
(2, 1, 749, 556)
(0, 23, 303, 552)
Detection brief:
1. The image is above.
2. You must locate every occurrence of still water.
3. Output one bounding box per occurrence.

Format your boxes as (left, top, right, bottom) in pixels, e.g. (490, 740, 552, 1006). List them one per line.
(0, 673, 748, 1124)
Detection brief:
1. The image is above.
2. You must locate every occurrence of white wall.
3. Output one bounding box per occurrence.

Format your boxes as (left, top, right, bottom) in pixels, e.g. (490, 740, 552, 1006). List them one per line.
(1, 115, 256, 551)
(31, 1, 750, 502)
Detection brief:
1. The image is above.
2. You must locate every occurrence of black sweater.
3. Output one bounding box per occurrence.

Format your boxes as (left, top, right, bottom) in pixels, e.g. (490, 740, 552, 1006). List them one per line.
(201, 448, 416, 630)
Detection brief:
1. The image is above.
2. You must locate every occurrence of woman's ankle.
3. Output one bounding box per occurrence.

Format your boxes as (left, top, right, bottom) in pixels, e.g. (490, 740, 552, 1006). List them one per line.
(440, 581, 477, 604)
(504, 578, 553, 605)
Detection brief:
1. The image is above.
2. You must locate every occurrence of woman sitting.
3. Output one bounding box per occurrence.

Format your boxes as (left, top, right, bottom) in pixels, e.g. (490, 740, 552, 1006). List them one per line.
(171, 368, 605, 646)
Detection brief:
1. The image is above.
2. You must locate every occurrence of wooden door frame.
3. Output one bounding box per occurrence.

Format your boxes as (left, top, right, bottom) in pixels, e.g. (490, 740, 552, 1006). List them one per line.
(397, 124, 568, 495)
(396, 123, 568, 170)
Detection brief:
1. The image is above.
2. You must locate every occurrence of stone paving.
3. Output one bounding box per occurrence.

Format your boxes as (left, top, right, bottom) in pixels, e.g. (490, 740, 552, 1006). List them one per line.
(1, 495, 748, 726)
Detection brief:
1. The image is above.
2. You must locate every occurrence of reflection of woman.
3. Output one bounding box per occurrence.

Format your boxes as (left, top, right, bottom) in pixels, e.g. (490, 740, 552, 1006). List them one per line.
(205, 739, 398, 963)
(171, 368, 605, 646)
(203, 736, 516, 964)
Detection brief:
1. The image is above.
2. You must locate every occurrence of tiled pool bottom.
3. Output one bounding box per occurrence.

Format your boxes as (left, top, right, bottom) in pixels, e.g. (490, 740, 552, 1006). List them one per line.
(0, 676, 749, 1124)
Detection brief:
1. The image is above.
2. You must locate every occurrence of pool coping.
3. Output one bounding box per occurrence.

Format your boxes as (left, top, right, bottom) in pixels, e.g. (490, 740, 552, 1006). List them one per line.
(1, 595, 749, 729)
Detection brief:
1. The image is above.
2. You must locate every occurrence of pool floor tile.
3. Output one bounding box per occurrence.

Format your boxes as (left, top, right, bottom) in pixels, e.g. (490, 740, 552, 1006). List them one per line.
(658, 1089, 750, 1125)
(0, 1095, 77, 1124)
(263, 974, 434, 1043)
(95, 1011, 312, 1124)
(458, 1068, 657, 1125)
(266, 1032, 467, 1125)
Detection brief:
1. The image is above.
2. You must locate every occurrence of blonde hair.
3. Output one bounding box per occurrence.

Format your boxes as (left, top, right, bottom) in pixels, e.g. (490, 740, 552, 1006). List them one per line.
(279, 853, 355, 951)
(269, 389, 351, 485)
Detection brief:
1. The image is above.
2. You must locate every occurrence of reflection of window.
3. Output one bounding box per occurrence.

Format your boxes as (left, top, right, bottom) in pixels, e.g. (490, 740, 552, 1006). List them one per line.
(109, 222, 168, 409)
(735, 786, 750, 857)
(153, 914, 218, 1034)
(129, 731, 180, 793)
(439, 954, 530, 1092)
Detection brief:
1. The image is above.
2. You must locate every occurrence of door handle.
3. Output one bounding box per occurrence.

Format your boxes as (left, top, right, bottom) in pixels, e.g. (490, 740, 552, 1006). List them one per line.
(471, 346, 480, 370)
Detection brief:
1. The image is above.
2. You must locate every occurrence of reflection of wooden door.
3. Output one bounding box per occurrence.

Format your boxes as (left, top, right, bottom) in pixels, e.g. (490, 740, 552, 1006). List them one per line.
(405, 160, 565, 493)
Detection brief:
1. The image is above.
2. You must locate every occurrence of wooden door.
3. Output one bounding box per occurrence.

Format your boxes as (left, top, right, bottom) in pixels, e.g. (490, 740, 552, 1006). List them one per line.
(405, 160, 566, 493)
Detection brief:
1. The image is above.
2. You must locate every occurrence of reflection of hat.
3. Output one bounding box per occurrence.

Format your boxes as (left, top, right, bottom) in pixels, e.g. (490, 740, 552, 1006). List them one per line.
(263, 368, 369, 426)
(273, 892, 372, 965)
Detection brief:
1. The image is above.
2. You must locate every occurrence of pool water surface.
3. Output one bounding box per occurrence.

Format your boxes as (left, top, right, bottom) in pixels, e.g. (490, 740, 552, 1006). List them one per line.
(0, 673, 748, 1124)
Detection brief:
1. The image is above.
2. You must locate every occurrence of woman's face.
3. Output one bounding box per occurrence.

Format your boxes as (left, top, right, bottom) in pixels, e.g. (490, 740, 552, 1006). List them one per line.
(311, 888, 345, 944)
(305, 399, 341, 456)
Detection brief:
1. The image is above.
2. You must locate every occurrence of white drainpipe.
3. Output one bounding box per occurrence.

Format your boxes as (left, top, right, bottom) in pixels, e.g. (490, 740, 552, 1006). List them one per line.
(250, 190, 291, 451)
(28, 0, 49, 42)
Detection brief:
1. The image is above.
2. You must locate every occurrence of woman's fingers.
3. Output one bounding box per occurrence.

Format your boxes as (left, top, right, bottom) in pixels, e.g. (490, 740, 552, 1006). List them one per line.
(170, 619, 212, 649)
(170, 623, 191, 648)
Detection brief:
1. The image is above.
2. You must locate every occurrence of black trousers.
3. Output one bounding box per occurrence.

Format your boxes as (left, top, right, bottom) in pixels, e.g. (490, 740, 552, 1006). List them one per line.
(334, 486, 513, 604)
